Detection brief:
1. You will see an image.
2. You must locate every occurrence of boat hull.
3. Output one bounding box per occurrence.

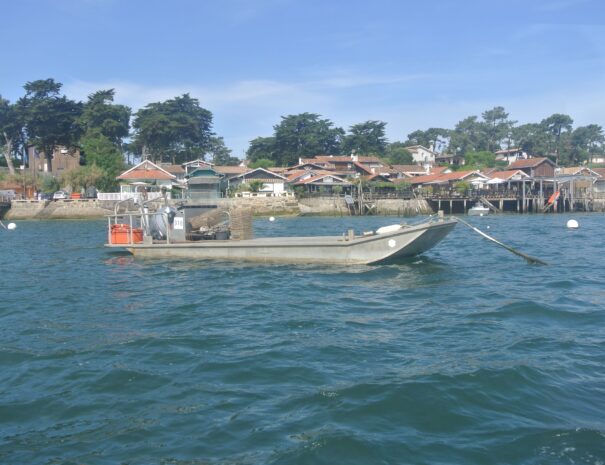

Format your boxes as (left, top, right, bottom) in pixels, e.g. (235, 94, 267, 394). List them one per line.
(468, 208, 489, 216)
(106, 219, 457, 265)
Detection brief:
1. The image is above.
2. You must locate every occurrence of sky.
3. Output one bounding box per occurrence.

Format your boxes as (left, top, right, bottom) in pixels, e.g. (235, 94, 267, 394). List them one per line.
(1, 0, 604, 158)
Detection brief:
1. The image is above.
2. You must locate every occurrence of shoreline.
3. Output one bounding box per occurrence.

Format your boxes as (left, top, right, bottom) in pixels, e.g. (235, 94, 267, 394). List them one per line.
(2, 197, 433, 220)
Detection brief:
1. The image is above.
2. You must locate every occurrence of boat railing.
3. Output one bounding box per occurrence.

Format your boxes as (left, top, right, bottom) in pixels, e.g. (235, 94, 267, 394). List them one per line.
(107, 208, 175, 245)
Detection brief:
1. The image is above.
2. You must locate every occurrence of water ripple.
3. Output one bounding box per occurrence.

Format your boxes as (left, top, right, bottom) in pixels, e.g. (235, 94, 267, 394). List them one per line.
(1, 216, 604, 464)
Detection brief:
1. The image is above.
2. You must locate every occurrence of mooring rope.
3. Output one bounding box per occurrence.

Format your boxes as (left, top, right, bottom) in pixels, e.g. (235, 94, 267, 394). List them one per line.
(456, 217, 548, 265)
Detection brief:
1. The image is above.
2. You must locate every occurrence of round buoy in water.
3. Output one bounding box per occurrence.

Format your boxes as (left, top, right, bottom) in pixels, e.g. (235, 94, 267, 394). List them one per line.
(7, 223, 16, 230)
(269, 216, 275, 222)
(567, 219, 579, 229)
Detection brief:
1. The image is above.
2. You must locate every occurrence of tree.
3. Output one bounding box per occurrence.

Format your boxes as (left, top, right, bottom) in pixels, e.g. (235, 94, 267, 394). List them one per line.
(405, 128, 449, 152)
(342, 120, 388, 156)
(61, 164, 105, 191)
(18, 79, 82, 172)
(249, 158, 274, 169)
(385, 142, 413, 165)
(246, 136, 277, 163)
(272, 113, 344, 166)
(247, 180, 264, 192)
(570, 124, 604, 164)
(132, 93, 213, 164)
(406, 129, 432, 148)
(207, 136, 239, 165)
(79, 89, 130, 148)
(464, 151, 496, 168)
(511, 123, 549, 156)
(0, 96, 22, 175)
(80, 129, 125, 190)
(541, 113, 573, 165)
(481, 106, 515, 152)
(448, 116, 487, 154)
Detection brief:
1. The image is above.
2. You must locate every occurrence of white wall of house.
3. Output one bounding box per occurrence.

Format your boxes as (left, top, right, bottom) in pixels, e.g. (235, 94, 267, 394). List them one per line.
(261, 182, 285, 194)
(409, 147, 436, 165)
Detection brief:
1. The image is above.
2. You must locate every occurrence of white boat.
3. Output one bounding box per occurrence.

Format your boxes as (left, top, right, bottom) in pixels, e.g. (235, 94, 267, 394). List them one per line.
(468, 202, 490, 216)
(105, 204, 457, 265)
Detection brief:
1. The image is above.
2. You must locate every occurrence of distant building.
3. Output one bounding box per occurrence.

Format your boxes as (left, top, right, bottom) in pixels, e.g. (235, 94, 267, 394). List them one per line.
(230, 168, 289, 195)
(114, 160, 176, 200)
(403, 145, 437, 165)
(508, 157, 556, 177)
(435, 153, 465, 166)
(292, 173, 352, 193)
(182, 158, 214, 175)
(28, 146, 81, 175)
(186, 167, 226, 199)
(495, 148, 529, 165)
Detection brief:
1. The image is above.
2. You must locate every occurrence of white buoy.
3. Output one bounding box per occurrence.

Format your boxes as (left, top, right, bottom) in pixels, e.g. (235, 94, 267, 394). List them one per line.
(7, 223, 16, 230)
(269, 216, 275, 222)
(567, 219, 579, 229)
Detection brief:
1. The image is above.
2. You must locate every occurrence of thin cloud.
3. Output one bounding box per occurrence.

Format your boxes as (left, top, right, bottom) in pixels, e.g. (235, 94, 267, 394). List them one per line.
(62, 73, 605, 158)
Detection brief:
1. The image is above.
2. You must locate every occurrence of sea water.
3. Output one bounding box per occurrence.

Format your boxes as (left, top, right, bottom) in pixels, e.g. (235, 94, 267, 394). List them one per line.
(1, 214, 604, 464)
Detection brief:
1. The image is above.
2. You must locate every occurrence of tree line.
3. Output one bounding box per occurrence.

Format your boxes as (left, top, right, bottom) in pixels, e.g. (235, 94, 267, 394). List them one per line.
(0, 78, 237, 191)
(2, 78, 604, 193)
(246, 107, 604, 168)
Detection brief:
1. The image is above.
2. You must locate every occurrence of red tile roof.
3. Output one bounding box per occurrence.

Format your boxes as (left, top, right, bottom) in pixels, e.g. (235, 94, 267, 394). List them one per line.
(117, 160, 176, 180)
(118, 169, 174, 180)
(161, 164, 185, 174)
(508, 157, 554, 169)
(488, 169, 529, 180)
(391, 164, 426, 172)
(592, 168, 605, 178)
(214, 165, 247, 174)
(409, 170, 480, 185)
(294, 174, 350, 185)
(430, 166, 449, 175)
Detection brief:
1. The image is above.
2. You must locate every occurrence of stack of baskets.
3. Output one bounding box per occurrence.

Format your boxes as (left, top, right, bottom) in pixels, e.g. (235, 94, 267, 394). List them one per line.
(229, 207, 253, 240)
(188, 208, 228, 231)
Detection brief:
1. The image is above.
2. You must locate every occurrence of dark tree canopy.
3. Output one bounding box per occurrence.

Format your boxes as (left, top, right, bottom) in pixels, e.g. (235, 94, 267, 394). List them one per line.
(540, 113, 574, 164)
(385, 142, 413, 165)
(481, 106, 516, 153)
(132, 93, 214, 164)
(19, 78, 82, 171)
(406, 128, 449, 152)
(272, 113, 344, 166)
(208, 136, 240, 166)
(0, 95, 23, 174)
(342, 120, 388, 156)
(246, 136, 277, 163)
(80, 89, 131, 147)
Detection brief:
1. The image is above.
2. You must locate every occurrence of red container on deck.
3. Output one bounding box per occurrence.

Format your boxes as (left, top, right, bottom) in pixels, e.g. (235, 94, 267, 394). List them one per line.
(111, 224, 143, 244)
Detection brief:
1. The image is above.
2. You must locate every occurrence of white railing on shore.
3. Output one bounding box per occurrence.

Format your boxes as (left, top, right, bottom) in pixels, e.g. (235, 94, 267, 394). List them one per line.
(235, 191, 294, 198)
(97, 192, 170, 201)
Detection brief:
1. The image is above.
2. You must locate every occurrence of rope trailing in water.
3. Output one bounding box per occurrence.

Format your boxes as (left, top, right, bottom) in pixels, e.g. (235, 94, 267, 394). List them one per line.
(456, 217, 548, 265)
